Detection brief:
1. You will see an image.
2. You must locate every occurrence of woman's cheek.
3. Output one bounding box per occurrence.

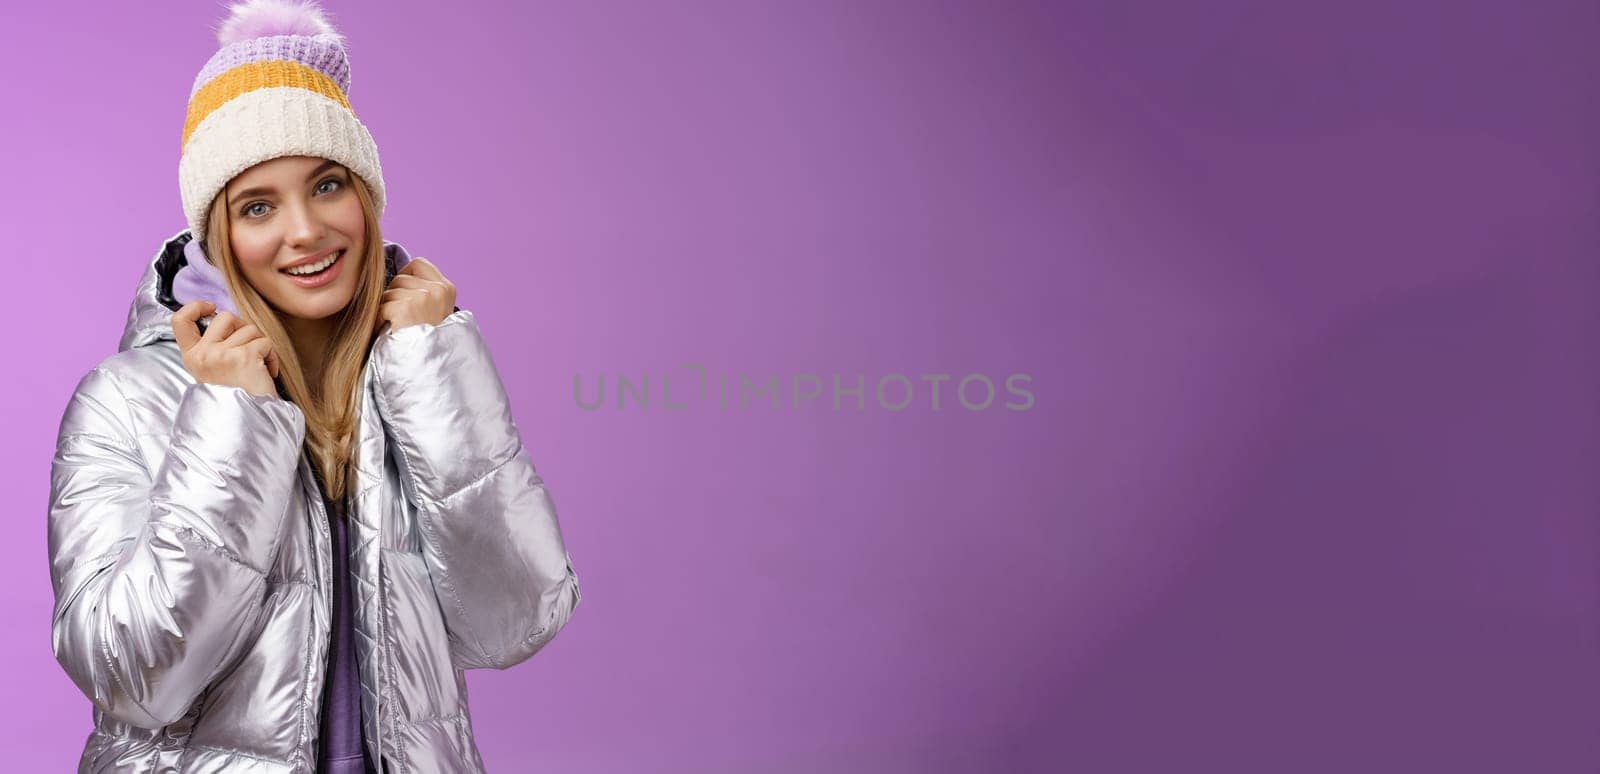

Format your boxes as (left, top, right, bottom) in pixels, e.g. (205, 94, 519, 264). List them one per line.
(229, 234, 273, 270)
(238, 254, 276, 282)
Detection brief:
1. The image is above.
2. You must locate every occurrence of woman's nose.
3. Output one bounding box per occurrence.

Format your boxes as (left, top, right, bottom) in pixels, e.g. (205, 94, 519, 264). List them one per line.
(284, 202, 327, 245)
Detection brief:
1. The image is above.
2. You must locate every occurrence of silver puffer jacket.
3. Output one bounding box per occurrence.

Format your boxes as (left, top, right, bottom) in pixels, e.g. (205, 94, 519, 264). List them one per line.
(47, 230, 582, 772)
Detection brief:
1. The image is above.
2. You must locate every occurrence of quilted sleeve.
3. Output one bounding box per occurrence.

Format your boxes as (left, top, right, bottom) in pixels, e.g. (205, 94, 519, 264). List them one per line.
(372, 310, 582, 670)
(48, 365, 306, 727)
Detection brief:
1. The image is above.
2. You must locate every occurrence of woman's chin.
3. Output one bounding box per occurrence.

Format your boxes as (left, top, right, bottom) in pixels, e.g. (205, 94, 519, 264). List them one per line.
(271, 292, 355, 323)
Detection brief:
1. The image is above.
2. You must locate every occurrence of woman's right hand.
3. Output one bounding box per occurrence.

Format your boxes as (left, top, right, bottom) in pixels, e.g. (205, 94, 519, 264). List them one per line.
(171, 301, 281, 398)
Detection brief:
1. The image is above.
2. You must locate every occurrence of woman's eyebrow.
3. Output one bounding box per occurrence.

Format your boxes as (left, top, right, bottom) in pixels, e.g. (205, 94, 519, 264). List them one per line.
(229, 160, 343, 200)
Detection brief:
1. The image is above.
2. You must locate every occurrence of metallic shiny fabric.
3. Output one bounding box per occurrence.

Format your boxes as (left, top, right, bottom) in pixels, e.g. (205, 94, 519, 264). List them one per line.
(48, 231, 582, 772)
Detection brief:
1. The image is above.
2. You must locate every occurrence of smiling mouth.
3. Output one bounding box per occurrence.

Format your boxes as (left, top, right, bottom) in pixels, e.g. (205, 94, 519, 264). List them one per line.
(282, 250, 343, 277)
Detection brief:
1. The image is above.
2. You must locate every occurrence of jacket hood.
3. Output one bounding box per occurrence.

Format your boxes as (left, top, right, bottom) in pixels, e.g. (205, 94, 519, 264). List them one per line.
(120, 229, 415, 352)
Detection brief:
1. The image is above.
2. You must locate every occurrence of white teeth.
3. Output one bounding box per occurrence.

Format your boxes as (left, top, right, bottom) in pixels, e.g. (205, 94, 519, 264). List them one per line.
(285, 251, 341, 276)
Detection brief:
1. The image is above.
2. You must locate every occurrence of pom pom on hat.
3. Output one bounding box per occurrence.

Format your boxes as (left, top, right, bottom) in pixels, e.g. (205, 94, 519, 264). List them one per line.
(216, 0, 343, 45)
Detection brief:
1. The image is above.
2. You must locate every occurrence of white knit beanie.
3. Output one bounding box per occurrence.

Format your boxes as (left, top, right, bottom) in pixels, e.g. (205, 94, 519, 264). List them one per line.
(178, 0, 386, 241)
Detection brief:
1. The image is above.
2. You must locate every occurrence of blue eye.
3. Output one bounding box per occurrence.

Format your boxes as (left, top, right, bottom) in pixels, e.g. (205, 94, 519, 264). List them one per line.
(238, 177, 343, 219)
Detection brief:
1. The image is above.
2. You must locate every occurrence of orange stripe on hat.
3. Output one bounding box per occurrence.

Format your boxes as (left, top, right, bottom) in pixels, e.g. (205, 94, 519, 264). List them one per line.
(182, 59, 351, 150)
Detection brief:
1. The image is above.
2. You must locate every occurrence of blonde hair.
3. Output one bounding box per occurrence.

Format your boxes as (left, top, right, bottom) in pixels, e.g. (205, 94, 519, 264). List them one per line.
(202, 167, 387, 503)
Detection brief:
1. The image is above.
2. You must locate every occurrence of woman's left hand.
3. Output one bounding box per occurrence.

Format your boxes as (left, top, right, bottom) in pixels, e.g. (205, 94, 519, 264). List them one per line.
(381, 257, 457, 330)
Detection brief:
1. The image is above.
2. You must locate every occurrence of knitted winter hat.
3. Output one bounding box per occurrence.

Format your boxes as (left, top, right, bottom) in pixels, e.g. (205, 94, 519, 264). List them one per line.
(178, 0, 385, 241)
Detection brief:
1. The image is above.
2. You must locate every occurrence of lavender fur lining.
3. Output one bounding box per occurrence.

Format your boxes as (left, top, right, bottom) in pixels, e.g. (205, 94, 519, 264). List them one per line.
(173, 237, 236, 314)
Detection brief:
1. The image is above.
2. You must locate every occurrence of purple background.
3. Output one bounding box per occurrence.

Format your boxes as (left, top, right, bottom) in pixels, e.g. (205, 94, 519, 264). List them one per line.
(3, 1, 1596, 771)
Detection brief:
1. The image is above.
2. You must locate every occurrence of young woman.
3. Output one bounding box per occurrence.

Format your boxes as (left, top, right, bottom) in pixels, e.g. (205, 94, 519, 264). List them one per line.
(45, 2, 581, 772)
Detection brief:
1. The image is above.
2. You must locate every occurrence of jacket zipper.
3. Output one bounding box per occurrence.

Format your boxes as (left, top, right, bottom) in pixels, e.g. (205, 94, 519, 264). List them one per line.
(303, 455, 335, 772)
